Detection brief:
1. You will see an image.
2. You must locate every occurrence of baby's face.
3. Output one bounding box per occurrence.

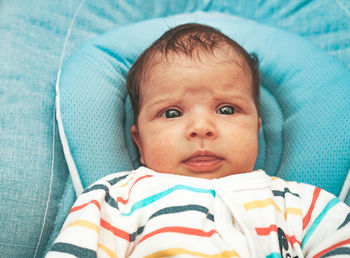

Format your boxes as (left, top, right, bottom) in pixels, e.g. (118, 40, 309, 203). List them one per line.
(131, 52, 261, 179)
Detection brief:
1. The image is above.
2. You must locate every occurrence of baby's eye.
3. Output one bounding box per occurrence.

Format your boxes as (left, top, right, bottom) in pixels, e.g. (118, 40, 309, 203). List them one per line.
(162, 109, 182, 119)
(217, 105, 235, 115)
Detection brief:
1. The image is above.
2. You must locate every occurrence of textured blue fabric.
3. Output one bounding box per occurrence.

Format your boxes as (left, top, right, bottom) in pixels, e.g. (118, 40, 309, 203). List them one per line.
(1, 1, 349, 257)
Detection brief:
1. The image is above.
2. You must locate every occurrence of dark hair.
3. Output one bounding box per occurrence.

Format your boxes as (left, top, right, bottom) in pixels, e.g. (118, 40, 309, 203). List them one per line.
(126, 23, 259, 123)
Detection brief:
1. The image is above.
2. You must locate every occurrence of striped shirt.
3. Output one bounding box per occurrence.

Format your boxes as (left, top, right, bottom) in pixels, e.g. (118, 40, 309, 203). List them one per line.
(47, 167, 350, 257)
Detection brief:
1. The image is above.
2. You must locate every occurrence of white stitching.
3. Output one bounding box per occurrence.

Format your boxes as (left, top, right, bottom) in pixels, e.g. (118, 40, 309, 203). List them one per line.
(56, 70, 84, 195)
(55, 0, 87, 196)
(33, 106, 56, 258)
(33, 0, 86, 256)
(339, 169, 350, 201)
(336, 0, 350, 17)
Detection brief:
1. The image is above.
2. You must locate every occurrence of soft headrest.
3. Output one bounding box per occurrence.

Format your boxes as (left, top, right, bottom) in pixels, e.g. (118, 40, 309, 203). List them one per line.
(57, 12, 350, 197)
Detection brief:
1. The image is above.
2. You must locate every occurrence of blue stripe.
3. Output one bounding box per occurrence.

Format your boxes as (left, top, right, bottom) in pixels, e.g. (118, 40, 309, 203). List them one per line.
(130, 226, 145, 242)
(273, 188, 300, 198)
(266, 253, 281, 258)
(50, 242, 96, 258)
(128, 205, 215, 242)
(338, 213, 350, 230)
(82, 174, 129, 209)
(121, 185, 215, 216)
(82, 184, 118, 209)
(302, 197, 340, 248)
(108, 174, 129, 185)
(321, 247, 350, 257)
(149, 204, 215, 221)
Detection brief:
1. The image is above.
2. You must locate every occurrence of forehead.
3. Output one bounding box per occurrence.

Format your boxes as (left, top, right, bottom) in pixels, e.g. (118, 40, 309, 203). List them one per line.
(142, 47, 252, 87)
(143, 45, 250, 81)
(155, 44, 248, 67)
(139, 50, 253, 103)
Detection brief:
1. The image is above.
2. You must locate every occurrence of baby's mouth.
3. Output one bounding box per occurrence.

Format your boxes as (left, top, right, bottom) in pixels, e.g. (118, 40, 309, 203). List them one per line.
(183, 151, 223, 172)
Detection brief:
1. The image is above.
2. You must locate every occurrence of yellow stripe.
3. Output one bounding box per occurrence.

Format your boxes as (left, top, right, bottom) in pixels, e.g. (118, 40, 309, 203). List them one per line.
(244, 199, 303, 220)
(144, 248, 239, 258)
(121, 176, 134, 188)
(98, 243, 117, 258)
(244, 198, 282, 214)
(66, 219, 100, 234)
(286, 207, 302, 216)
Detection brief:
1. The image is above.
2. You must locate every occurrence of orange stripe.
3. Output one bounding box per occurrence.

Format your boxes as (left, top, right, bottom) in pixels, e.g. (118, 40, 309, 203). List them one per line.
(286, 234, 301, 246)
(303, 187, 321, 230)
(98, 243, 118, 258)
(121, 175, 134, 188)
(117, 175, 153, 204)
(255, 224, 277, 235)
(139, 227, 218, 244)
(255, 225, 301, 246)
(144, 248, 239, 258)
(66, 219, 100, 233)
(244, 198, 282, 214)
(100, 218, 130, 242)
(286, 208, 302, 216)
(70, 199, 101, 214)
(313, 238, 350, 258)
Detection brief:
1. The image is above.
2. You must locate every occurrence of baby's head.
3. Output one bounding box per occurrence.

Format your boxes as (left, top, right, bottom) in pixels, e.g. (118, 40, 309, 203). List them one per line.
(127, 23, 261, 178)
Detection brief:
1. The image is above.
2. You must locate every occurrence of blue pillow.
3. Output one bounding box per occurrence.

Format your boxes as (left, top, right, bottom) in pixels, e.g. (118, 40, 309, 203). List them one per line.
(57, 12, 350, 199)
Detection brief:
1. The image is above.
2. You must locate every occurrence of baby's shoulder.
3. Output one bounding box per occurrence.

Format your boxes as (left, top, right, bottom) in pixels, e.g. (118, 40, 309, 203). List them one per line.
(72, 171, 129, 202)
(80, 167, 161, 198)
(84, 171, 132, 191)
(269, 176, 315, 197)
(268, 176, 345, 210)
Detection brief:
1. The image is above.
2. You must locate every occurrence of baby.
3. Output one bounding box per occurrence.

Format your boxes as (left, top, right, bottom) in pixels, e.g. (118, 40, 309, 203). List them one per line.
(47, 24, 350, 257)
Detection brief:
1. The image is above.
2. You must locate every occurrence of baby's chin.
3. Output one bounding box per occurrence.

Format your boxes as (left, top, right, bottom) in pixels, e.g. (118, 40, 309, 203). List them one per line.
(152, 166, 253, 179)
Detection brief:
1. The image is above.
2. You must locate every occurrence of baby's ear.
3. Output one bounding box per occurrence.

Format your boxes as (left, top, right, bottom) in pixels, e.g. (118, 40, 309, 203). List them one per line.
(131, 125, 145, 165)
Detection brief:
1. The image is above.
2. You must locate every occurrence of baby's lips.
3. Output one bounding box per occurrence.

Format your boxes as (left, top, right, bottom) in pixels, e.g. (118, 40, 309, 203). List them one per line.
(183, 150, 224, 172)
(184, 150, 223, 162)
(185, 156, 222, 163)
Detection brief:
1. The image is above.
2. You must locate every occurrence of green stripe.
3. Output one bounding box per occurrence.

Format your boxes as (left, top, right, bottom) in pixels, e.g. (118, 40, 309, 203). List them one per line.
(50, 242, 96, 258)
(83, 184, 118, 208)
(149, 204, 214, 221)
(321, 247, 350, 257)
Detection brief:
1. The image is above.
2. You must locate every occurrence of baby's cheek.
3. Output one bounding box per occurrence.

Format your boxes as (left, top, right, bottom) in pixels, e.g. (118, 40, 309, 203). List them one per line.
(144, 138, 171, 160)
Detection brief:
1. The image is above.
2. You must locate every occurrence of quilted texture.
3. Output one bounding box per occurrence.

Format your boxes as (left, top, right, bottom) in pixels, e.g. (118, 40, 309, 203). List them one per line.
(1, 1, 349, 257)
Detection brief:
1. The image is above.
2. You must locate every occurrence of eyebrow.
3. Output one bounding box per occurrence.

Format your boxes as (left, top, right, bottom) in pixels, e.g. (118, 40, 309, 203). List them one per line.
(140, 94, 181, 110)
(213, 93, 253, 103)
(149, 99, 183, 110)
(144, 93, 252, 108)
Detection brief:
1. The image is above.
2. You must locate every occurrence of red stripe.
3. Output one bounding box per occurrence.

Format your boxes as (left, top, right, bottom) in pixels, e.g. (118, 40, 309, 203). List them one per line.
(139, 226, 218, 244)
(313, 238, 350, 258)
(100, 218, 130, 242)
(69, 200, 101, 214)
(255, 224, 277, 235)
(117, 175, 153, 204)
(256, 225, 301, 246)
(303, 187, 321, 230)
(287, 235, 301, 246)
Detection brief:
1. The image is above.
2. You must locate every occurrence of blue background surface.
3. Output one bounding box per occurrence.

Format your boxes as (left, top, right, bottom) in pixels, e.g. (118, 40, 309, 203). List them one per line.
(0, 1, 349, 257)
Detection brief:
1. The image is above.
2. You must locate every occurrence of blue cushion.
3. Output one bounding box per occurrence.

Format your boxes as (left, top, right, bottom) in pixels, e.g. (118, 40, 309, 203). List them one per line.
(1, 2, 349, 256)
(58, 11, 350, 198)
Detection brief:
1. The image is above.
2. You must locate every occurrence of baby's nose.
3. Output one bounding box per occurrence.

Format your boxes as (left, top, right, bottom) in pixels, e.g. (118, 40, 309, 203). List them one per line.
(186, 115, 217, 139)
